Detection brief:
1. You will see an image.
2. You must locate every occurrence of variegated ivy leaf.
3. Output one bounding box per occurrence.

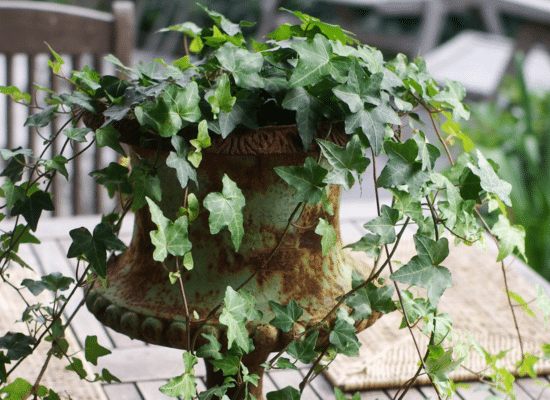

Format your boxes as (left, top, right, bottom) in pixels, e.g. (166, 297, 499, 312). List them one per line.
(146, 197, 192, 262)
(317, 134, 370, 190)
(166, 136, 197, 189)
(390, 235, 452, 307)
(467, 149, 512, 207)
(215, 42, 264, 88)
(491, 214, 526, 262)
(219, 287, 254, 353)
(207, 74, 236, 116)
(315, 218, 336, 256)
(362, 205, 400, 246)
(203, 174, 245, 251)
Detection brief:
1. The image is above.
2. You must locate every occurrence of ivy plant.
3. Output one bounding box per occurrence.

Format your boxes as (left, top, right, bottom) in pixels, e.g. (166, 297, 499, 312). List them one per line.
(1, 4, 549, 400)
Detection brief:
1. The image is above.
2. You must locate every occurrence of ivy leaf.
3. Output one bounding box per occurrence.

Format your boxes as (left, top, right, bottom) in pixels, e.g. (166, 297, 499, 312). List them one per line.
(203, 174, 245, 252)
(343, 103, 398, 156)
(0, 351, 9, 383)
(164, 82, 201, 123)
(467, 150, 512, 207)
(275, 357, 298, 370)
(432, 79, 470, 122)
(329, 319, 360, 356)
(1, 180, 26, 210)
(377, 139, 430, 196)
(517, 354, 539, 378)
(344, 233, 381, 259)
(266, 386, 301, 400)
(414, 235, 449, 266)
(219, 287, 253, 353)
(135, 96, 182, 138)
(90, 163, 132, 198)
(21, 272, 74, 296)
(24, 105, 57, 127)
(11, 190, 55, 231)
(0, 332, 35, 360)
(335, 388, 361, 400)
(95, 125, 127, 157)
(196, 333, 223, 360)
(268, 299, 304, 332)
(218, 90, 259, 138)
(159, 374, 197, 399)
(491, 215, 526, 262)
(166, 136, 198, 189)
(286, 331, 319, 364)
(146, 198, 192, 262)
(207, 74, 236, 115)
(315, 218, 336, 256)
(44, 155, 68, 180)
(128, 160, 162, 212)
(215, 42, 264, 88)
(274, 157, 328, 205)
(362, 205, 400, 245)
(63, 127, 92, 143)
(1, 152, 26, 183)
(282, 87, 324, 150)
(390, 254, 453, 307)
(84, 336, 111, 366)
(0, 85, 31, 103)
(289, 34, 346, 87)
(425, 348, 462, 380)
(67, 223, 126, 278)
(333, 59, 383, 110)
(210, 355, 240, 376)
(317, 135, 370, 190)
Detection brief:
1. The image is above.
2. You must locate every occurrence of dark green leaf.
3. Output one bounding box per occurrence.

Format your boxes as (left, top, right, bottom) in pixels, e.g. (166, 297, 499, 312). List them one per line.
(45, 155, 69, 180)
(413, 235, 449, 266)
(63, 127, 92, 143)
(2, 180, 26, 210)
(0, 332, 35, 360)
(268, 299, 304, 332)
(128, 160, 162, 211)
(218, 90, 259, 138)
(0, 351, 9, 383)
(95, 125, 127, 157)
(210, 355, 240, 376)
(266, 386, 301, 400)
(318, 135, 369, 190)
(90, 162, 132, 198)
(24, 105, 57, 127)
(282, 87, 324, 150)
(329, 319, 360, 356)
(377, 139, 430, 196)
(100, 368, 121, 383)
(333, 60, 382, 110)
(84, 335, 111, 366)
(21, 272, 74, 296)
(11, 190, 55, 231)
(274, 157, 328, 205)
(0, 153, 26, 183)
(203, 174, 245, 251)
(287, 331, 319, 364)
(275, 357, 298, 370)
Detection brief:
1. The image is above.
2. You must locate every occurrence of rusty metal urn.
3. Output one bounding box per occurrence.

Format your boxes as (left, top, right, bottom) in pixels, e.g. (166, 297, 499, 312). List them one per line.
(86, 123, 380, 398)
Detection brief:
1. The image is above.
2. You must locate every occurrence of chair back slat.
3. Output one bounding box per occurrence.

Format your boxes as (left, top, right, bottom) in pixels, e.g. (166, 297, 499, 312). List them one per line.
(0, 1, 136, 216)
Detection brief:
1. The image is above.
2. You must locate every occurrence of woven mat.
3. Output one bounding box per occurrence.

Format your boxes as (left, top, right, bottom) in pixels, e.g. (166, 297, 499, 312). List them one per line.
(0, 262, 108, 400)
(325, 237, 550, 390)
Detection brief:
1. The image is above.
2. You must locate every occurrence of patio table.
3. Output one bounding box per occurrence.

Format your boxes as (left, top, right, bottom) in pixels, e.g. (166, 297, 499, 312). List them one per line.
(2, 202, 549, 399)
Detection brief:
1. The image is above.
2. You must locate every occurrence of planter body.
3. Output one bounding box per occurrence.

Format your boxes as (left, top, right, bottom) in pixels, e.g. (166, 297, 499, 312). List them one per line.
(86, 124, 379, 398)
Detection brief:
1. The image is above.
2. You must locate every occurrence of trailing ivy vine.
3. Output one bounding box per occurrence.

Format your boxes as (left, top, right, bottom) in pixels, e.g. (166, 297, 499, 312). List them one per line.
(0, 4, 549, 400)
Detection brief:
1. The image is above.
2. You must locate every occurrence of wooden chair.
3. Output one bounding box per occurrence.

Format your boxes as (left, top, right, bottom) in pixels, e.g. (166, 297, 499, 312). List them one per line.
(0, 1, 135, 216)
